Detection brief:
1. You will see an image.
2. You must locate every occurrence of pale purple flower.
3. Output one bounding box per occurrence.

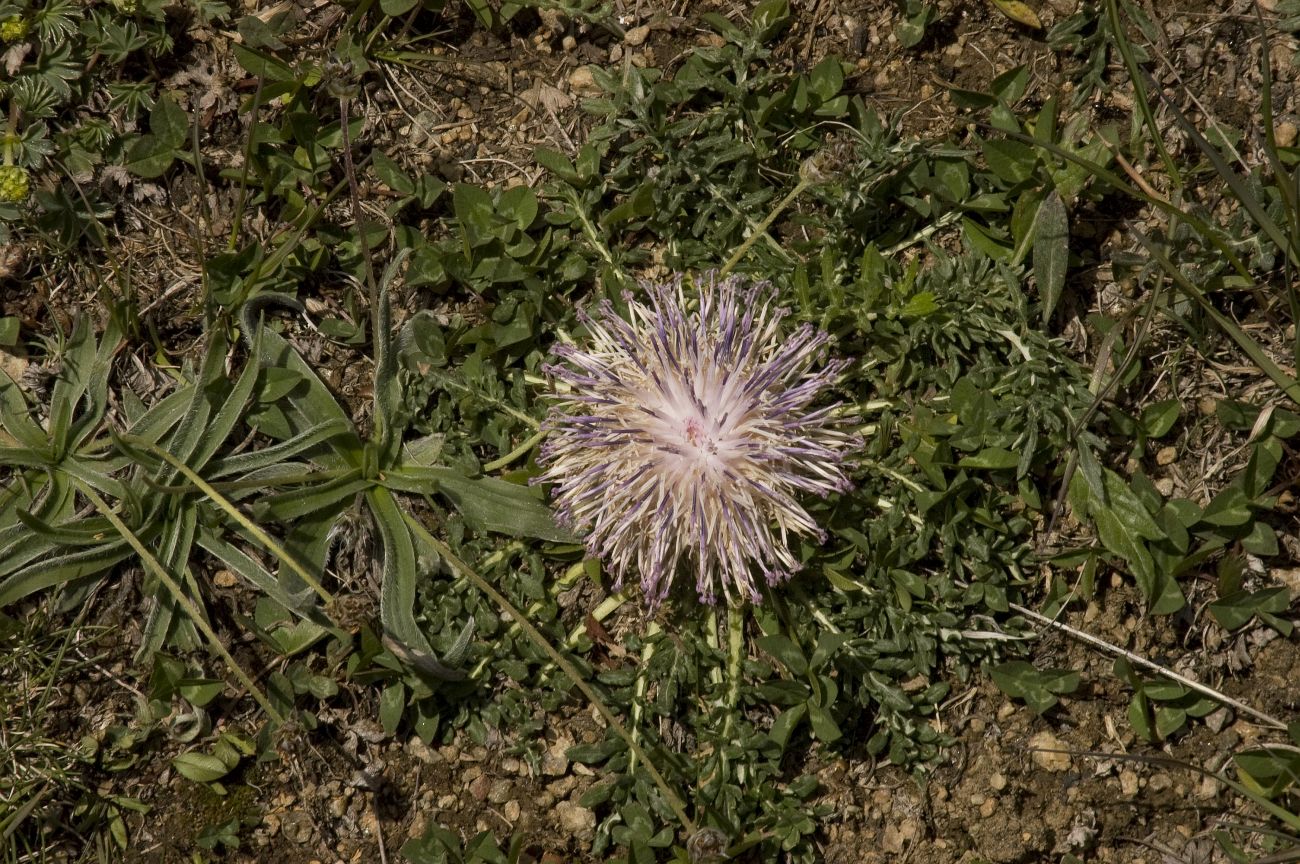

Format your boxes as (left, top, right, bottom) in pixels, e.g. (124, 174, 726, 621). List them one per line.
(538, 273, 860, 608)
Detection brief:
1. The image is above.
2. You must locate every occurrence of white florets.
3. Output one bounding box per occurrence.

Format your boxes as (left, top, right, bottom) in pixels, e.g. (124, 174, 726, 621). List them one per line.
(538, 273, 860, 609)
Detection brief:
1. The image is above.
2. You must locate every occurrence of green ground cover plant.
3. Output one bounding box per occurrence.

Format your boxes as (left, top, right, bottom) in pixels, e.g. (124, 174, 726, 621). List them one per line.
(1, 0, 1298, 861)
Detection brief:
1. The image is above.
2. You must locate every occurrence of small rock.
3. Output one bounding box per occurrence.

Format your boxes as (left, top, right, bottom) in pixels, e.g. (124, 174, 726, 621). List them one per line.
(989, 772, 1007, 792)
(997, 702, 1017, 721)
(408, 738, 439, 765)
(489, 779, 512, 804)
(463, 765, 483, 783)
(262, 813, 281, 837)
(1154, 477, 1174, 496)
(281, 811, 313, 844)
(882, 821, 917, 854)
(1196, 774, 1221, 799)
(500, 757, 520, 774)
(1156, 446, 1177, 466)
(504, 800, 521, 823)
(568, 66, 601, 96)
(562, 35, 576, 52)
(548, 775, 579, 797)
(437, 794, 458, 811)
(1148, 773, 1172, 793)
(1119, 769, 1139, 797)
(1197, 397, 1217, 416)
(979, 797, 997, 817)
(1202, 706, 1231, 734)
(213, 569, 238, 588)
(624, 24, 650, 46)
(1028, 730, 1072, 772)
(328, 797, 347, 819)
(542, 739, 570, 776)
(469, 774, 492, 801)
(1276, 121, 1298, 149)
(556, 801, 595, 840)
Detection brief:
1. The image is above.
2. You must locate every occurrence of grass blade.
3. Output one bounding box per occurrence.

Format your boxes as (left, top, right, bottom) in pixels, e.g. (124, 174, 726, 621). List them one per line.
(118, 433, 334, 605)
(71, 478, 283, 724)
(366, 485, 467, 681)
(1131, 230, 1300, 407)
(0, 543, 133, 607)
(205, 419, 352, 479)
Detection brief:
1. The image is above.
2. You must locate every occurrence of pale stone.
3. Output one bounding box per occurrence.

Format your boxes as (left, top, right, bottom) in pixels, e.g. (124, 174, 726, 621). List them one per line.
(556, 801, 595, 840)
(1028, 730, 1072, 772)
(568, 66, 601, 96)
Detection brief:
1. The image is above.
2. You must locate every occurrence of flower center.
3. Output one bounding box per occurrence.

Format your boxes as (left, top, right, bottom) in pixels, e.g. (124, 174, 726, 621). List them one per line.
(683, 416, 708, 448)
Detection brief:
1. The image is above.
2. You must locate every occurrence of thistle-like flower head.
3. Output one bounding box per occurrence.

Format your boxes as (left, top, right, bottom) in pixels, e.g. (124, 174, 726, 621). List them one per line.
(538, 273, 860, 609)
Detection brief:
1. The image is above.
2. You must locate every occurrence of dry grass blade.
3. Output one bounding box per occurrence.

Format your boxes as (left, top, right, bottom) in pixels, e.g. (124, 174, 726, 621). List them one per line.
(1010, 602, 1288, 731)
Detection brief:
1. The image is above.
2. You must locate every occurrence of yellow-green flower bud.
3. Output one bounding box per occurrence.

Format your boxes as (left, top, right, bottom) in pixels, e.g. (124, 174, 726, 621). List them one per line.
(0, 165, 30, 203)
(0, 16, 29, 42)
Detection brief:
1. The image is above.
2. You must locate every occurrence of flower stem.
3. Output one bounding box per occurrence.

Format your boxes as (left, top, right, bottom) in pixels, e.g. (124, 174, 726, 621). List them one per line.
(630, 620, 661, 772)
(722, 605, 745, 740)
(402, 510, 697, 838)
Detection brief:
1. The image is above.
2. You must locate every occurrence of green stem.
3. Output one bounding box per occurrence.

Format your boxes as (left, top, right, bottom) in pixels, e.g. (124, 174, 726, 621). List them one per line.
(629, 620, 661, 772)
(722, 605, 745, 740)
(719, 175, 813, 277)
(401, 510, 697, 838)
(482, 428, 546, 473)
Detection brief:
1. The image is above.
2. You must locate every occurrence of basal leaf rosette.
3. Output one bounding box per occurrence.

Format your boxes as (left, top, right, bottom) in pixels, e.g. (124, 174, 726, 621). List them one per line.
(538, 273, 860, 609)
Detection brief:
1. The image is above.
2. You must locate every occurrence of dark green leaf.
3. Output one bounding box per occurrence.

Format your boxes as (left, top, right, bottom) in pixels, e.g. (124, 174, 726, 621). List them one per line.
(1033, 189, 1069, 322)
(755, 634, 808, 676)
